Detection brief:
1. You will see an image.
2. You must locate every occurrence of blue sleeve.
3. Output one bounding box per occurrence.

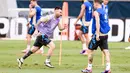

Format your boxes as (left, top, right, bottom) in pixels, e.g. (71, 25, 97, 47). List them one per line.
(84, 2, 88, 8)
(35, 7, 40, 12)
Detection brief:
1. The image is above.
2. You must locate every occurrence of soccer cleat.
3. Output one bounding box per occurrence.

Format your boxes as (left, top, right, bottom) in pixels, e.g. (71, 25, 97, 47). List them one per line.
(80, 50, 86, 54)
(80, 50, 88, 55)
(81, 69, 92, 73)
(44, 61, 54, 68)
(101, 70, 111, 73)
(17, 58, 23, 69)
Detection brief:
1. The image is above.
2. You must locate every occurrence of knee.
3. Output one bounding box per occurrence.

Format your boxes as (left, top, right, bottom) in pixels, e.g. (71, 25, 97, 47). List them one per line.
(103, 50, 110, 56)
(50, 43, 55, 50)
(26, 35, 31, 39)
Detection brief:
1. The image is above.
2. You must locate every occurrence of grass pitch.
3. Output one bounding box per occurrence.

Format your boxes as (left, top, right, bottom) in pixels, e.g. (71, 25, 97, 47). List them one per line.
(0, 40, 130, 73)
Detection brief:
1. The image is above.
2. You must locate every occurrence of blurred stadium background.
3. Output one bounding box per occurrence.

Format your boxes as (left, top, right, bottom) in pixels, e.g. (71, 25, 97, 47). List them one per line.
(0, 0, 130, 73)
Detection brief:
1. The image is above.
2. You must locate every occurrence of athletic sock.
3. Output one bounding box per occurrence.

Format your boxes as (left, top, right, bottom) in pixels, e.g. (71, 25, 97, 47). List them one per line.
(22, 51, 33, 60)
(20, 58, 24, 63)
(46, 55, 51, 62)
(106, 63, 110, 70)
(87, 63, 92, 70)
(83, 43, 87, 50)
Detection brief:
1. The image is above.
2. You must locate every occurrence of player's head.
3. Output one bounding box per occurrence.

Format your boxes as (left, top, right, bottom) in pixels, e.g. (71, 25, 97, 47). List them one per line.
(30, 0, 37, 7)
(93, 0, 102, 9)
(103, 0, 109, 5)
(54, 7, 62, 18)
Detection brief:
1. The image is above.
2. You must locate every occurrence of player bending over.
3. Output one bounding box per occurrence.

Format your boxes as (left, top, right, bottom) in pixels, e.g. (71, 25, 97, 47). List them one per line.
(81, 0, 111, 73)
(74, 0, 92, 55)
(17, 7, 64, 68)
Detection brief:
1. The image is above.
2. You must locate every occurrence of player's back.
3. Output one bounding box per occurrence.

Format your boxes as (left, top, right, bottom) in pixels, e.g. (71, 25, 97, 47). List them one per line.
(84, 1, 92, 22)
(92, 8, 110, 34)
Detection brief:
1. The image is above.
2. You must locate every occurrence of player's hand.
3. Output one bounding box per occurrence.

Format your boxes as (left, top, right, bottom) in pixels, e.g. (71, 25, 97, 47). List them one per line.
(33, 29, 39, 37)
(96, 35, 100, 41)
(29, 4, 32, 9)
(26, 22, 30, 27)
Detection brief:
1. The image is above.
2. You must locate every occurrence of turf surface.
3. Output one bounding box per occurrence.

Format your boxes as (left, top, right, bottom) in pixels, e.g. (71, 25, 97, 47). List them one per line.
(0, 40, 130, 73)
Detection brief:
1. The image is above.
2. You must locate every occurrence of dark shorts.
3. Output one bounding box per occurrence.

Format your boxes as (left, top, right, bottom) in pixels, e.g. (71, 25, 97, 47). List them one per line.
(33, 34, 51, 48)
(80, 25, 89, 34)
(28, 25, 35, 35)
(88, 35, 108, 50)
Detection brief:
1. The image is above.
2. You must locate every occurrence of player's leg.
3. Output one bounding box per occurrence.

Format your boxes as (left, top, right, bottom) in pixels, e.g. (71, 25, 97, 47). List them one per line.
(44, 41, 55, 68)
(81, 25, 90, 55)
(82, 35, 99, 73)
(102, 49, 111, 73)
(34, 30, 44, 54)
(17, 35, 42, 69)
(22, 25, 35, 53)
(99, 35, 111, 73)
(77, 30, 87, 54)
(36, 34, 54, 68)
(80, 25, 88, 54)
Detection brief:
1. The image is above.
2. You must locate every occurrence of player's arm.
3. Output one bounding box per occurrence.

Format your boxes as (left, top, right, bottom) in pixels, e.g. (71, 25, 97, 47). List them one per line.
(29, 4, 36, 18)
(94, 11, 100, 41)
(58, 23, 65, 31)
(35, 16, 50, 27)
(74, 4, 85, 25)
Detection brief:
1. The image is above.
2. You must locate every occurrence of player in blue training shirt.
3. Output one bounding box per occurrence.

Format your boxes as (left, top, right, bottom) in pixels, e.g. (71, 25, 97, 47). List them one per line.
(22, 0, 44, 54)
(74, 0, 92, 55)
(81, 0, 111, 73)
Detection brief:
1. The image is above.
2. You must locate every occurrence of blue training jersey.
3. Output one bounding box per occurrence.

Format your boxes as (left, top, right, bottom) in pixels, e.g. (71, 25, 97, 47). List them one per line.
(92, 8, 110, 34)
(84, 1, 92, 22)
(30, 6, 42, 25)
(102, 3, 108, 15)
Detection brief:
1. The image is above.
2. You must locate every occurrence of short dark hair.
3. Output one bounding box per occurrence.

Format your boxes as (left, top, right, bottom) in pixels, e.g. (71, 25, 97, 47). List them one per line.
(54, 7, 62, 10)
(94, 0, 102, 4)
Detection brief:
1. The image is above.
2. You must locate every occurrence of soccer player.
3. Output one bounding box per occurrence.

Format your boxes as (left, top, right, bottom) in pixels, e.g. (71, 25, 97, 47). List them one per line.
(17, 7, 64, 68)
(74, 0, 92, 55)
(22, 0, 44, 54)
(81, 0, 111, 73)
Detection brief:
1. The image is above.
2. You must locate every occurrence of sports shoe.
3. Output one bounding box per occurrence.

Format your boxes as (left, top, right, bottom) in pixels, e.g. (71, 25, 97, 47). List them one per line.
(17, 58, 23, 69)
(81, 69, 92, 73)
(44, 61, 54, 68)
(101, 70, 111, 73)
(80, 50, 86, 54)
(80, 50, 88, 55)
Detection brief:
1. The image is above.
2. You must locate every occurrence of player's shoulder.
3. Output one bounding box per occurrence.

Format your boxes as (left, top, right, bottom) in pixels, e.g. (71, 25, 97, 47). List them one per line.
(84, 1, 92, 6)
(35, 5, 42, 10)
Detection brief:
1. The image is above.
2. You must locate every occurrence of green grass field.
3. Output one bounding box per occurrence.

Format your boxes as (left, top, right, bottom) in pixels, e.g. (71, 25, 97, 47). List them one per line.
(0, 40, 130, 73)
